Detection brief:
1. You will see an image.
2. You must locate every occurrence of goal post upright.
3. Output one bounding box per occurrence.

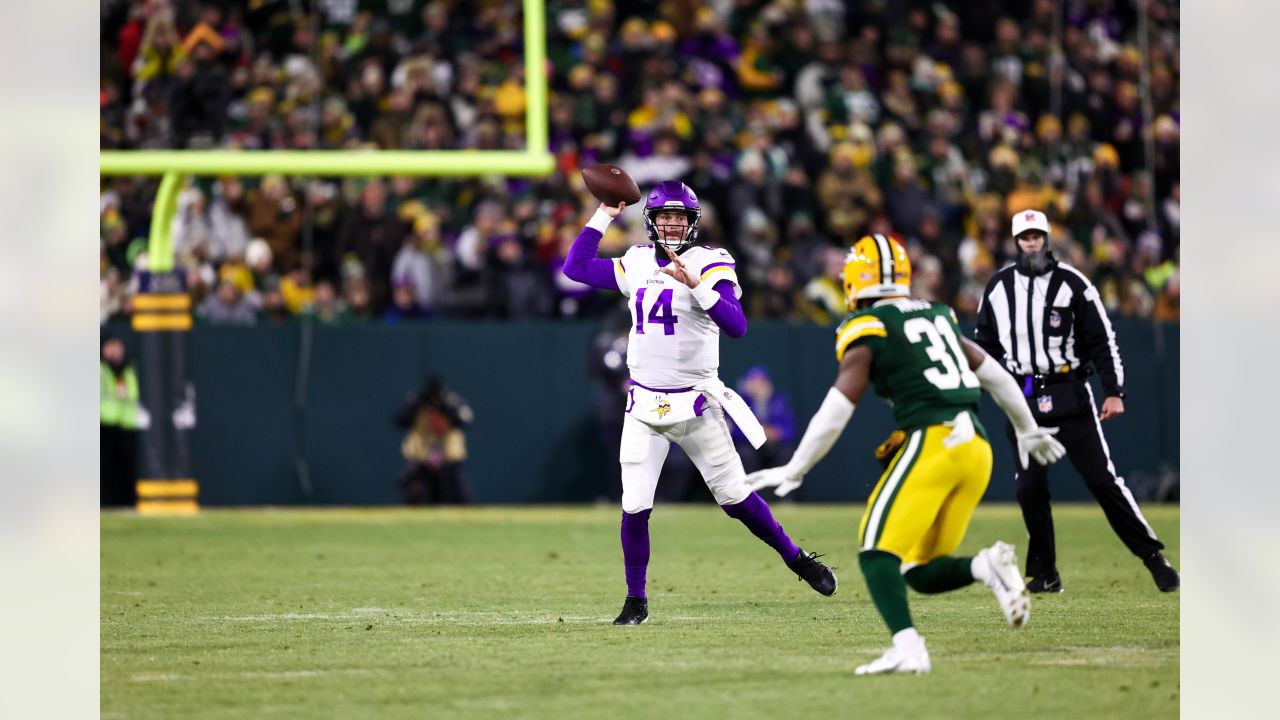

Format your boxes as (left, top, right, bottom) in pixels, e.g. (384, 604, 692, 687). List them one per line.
(99, 0, 554, 514)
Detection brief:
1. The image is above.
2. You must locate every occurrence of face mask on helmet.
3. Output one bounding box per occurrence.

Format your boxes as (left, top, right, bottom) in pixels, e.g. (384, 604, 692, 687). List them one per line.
(645, 207, 700, 251)
(643, 181, 702, 252)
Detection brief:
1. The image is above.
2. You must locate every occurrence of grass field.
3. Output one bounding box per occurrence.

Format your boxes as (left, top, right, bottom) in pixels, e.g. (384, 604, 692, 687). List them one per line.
(101, 503, 1179, 719)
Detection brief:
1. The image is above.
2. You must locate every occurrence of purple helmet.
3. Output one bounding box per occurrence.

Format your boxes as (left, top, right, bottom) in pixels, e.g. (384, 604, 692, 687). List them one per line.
(643, 181, 702, 252)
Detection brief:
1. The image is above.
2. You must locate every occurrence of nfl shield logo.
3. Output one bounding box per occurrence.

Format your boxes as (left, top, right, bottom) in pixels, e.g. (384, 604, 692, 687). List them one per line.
(1037, 396, 1054, 413)
(1049, 310, 1062, 328)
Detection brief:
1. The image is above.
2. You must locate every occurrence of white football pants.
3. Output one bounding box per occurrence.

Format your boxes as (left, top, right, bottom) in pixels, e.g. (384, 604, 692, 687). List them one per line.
(619, 402, 750, 513)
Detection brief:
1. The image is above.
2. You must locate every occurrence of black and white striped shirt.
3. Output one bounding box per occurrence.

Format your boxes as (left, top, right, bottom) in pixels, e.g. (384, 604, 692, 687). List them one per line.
(973, 259, 1126, 397)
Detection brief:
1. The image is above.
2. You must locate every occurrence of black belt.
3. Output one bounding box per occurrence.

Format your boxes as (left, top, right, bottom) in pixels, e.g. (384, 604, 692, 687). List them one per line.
(1018, 368, 1091, 395)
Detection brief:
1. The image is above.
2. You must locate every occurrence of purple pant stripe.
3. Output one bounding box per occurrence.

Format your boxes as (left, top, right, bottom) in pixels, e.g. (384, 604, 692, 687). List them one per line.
(628, 379, 694, 394)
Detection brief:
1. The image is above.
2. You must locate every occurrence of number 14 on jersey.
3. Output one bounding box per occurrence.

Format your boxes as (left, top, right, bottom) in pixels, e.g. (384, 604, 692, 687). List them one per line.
(635, 287, 678, 335)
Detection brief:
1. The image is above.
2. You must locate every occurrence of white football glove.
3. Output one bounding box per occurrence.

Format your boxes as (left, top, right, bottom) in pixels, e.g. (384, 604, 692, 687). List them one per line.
(1015, 427, 1067, 469)
(745, 466, 804, 498)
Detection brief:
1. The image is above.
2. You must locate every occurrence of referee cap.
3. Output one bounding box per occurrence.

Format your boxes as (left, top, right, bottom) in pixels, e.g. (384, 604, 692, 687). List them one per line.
(1012, 209, 1050, 238)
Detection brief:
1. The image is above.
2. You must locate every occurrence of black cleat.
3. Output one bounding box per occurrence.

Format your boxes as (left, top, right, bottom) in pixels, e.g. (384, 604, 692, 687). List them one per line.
(788, 548, 838, 596)
(613, 596, 648, 625)
(1144, 553, 1180, 592)
(1027, 574, 1064, 593)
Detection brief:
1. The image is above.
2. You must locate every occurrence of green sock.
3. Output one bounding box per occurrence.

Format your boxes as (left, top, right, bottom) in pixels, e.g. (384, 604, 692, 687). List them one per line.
(903, 556, 976, 594)
(859, 550, 913, 635)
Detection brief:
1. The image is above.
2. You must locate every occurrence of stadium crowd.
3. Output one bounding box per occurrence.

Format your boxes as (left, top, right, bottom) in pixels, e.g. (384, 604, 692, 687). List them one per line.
(100, 0, 1180, 326)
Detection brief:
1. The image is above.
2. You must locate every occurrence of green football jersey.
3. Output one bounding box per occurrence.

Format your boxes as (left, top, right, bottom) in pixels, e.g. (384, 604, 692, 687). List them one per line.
(834, 298, 984, 433)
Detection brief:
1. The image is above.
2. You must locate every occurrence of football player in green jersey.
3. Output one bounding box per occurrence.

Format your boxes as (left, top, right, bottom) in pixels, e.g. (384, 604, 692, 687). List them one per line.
(747, 234, 1067, 676)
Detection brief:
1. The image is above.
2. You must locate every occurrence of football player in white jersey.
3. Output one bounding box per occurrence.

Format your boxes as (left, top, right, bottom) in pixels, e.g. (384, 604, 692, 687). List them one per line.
(563, 180, 837, 625)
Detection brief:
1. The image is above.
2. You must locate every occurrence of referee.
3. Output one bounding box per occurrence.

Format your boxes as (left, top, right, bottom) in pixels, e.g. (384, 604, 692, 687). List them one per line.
(973, 209, 1179, 593)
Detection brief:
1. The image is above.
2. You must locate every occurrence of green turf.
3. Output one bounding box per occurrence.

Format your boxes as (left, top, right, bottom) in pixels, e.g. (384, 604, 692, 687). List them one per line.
(101, 504, 1179, 719)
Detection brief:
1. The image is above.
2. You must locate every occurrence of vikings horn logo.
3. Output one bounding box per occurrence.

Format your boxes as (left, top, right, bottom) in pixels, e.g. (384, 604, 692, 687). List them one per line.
(654, 397, 671, 419)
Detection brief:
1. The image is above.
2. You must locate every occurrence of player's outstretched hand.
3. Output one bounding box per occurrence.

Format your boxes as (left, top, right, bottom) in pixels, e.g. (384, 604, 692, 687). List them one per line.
(599, 201, 626, 218)
(745, 466, 803, 498)
(658, 244, 700, 288)
(1015, 427, 1067, 468)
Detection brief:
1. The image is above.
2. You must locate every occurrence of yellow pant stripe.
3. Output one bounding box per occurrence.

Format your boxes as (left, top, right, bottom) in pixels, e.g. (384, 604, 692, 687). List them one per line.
(859, 426, 994, 564)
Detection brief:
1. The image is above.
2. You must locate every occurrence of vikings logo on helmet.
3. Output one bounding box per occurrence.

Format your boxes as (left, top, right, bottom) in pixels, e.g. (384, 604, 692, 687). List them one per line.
(643, 180, 702, 251)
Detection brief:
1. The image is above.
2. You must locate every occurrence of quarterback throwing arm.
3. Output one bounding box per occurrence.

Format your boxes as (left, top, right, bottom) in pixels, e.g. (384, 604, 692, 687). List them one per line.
(563, 204, 747, 338)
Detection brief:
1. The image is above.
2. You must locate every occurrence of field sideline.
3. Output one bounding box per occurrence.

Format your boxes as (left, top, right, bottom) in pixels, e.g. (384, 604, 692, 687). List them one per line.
(101, 503, 1179, 719)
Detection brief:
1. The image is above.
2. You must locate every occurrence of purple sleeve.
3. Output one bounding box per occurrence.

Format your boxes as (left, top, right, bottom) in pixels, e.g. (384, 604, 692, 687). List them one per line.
(706, 279, 747, 338)
(562, 227, 620, 292)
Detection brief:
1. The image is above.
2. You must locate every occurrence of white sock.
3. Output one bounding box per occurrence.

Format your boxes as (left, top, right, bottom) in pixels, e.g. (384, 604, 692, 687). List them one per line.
(971, 551, 993, 586)
(892, 627, 922, 649)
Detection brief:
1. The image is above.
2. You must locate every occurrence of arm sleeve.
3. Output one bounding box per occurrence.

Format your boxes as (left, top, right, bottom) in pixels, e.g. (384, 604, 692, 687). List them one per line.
(785, 387, 856, 476)
(972, 277, 1006, 361)
(562, 210, 623, 293)
(704, 280, 748, 338)
(1075, 281, 1126, 396)
(973, 355, 1038, 435)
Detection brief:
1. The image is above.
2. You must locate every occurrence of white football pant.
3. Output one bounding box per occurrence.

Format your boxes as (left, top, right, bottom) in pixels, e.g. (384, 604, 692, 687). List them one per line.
(619, 402, 750, 513)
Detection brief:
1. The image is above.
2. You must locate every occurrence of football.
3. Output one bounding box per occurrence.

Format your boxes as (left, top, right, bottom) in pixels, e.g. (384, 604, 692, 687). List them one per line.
(581, 163, 642, 206)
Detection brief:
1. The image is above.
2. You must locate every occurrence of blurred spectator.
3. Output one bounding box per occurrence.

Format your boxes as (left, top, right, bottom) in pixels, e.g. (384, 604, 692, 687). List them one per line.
(336, 178, 404, 310)
(732, 365, 798, 477)
(208, 178, 252, 263)
(197, 279, 257, 325)
(587, 309, 632, 501)
(382, 278, 428, 324)
(248, 175, 303, 272)
(393, 375, 474, 505)
(485, 236, 554, 319)
(101, 335, 145, 507)
(256, 278, 293, 325)
(391, 213, 451, 314)
(309, 279, 348, 324)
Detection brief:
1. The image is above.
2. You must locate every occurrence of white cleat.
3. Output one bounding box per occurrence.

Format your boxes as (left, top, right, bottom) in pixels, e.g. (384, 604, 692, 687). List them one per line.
(855, 637, 931, 676)
(979, 541, 1030, 628)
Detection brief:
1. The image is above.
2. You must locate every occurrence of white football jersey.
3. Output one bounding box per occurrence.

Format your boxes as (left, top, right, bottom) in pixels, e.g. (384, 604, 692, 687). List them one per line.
(610, 244, 742, 387)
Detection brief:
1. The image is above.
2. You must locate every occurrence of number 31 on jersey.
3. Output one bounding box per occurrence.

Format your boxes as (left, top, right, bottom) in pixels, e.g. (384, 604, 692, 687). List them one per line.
(903, 316, 979, 390)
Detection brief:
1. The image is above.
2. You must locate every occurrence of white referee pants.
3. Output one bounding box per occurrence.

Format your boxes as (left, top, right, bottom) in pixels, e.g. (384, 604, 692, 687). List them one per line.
(618, 402, 750, 513)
